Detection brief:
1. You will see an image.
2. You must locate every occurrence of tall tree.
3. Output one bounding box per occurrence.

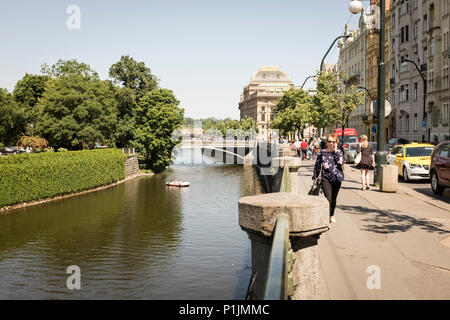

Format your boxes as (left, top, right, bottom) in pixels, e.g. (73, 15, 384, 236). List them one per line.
(13, 74, 50, 134)
(109, 55, 159, 101)
(109, 55, 159, 147)
(0, 89, 27, 146)
(133, 88, 184, 172)
(310, 71, 341, 135)
(36, 60, 118, 150)
(272, 88, 312, 139)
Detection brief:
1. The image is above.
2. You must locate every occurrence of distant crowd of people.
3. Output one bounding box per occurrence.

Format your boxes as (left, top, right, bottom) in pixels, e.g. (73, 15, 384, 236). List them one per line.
(282, 136, 329, 161)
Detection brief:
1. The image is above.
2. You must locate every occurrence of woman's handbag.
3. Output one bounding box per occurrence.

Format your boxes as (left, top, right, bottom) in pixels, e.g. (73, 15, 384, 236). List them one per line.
(354, 152, 361, 165)
(308, 163, 322, 196)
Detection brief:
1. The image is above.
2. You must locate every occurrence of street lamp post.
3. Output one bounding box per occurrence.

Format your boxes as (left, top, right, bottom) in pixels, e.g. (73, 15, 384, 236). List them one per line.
(350, 0, 387, 185)
(320, 35, 351, 72)
(301, 75, 316, 89)
(402, 58, 427, 142)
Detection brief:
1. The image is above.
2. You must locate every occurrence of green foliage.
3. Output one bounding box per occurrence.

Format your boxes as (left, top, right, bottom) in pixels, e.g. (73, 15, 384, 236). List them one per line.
(13, 74, 50, 133)
(41, 59, 99, 81)
(133, 88, 184, 172)
(272, 88, 312, 138)
(310, 71, 364, 135)
(109, 55, 158, 101)
(201, 117, 258, 139)
(0, 88, 27, 146)
(0, 149, 126, 208)
(36, 75, 119, 150)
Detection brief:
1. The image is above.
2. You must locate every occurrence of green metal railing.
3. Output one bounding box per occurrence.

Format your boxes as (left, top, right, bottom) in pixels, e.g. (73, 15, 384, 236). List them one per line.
(262, 213, 290, 300)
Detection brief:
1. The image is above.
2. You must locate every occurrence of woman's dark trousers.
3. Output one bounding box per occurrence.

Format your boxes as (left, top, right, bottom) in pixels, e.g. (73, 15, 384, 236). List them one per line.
(320, 180, 342, 217)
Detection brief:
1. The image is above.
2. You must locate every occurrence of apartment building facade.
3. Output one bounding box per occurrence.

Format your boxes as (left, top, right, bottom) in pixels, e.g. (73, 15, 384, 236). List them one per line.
(390, 0, 449, 143)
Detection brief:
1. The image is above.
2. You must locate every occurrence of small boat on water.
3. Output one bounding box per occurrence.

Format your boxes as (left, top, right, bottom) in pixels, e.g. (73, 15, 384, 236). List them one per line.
(166, 179, 190, 187)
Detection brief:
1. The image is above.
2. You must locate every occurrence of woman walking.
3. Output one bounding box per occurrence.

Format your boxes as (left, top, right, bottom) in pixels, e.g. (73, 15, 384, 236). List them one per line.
(356, 135, 375, 190)
(312, 133, 345, 223)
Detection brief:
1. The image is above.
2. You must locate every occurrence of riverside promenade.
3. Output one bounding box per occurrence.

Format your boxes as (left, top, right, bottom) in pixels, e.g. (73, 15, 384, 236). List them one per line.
(294, 160, 450, 299)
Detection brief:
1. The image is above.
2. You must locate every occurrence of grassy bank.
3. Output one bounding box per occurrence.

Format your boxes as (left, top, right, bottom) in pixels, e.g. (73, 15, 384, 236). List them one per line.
(0, 149, 127, 208)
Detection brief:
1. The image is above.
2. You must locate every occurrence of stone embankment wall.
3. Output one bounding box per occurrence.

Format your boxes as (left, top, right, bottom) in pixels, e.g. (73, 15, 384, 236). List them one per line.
(125, 155, 139, 178)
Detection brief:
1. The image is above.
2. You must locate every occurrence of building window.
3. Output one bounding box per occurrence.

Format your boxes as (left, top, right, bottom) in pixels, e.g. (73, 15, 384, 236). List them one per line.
(443, 103, 449, 123)
(443, 67, 449, 90)
(400, 0, 409, 15)
(406, 115, 410, 132)
(400, 55, 409, 72)
(414, 82, 418, 100)
(414, 0, 418, 9)
(444, 0, 449, 16)
(424, 15, 428, 32)
(430, 38, 435, 57)
(399, 116, 403, 132)
(400, 84, 409, 101)
(414, 113, 418, 130)
(413, 21, 418, 39)
(400, 25, 409, 43)
(428, 71, 434, 93)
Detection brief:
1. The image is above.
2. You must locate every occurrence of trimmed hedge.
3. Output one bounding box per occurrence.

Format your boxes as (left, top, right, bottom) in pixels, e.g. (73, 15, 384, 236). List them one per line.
(0, 149, 127, 208)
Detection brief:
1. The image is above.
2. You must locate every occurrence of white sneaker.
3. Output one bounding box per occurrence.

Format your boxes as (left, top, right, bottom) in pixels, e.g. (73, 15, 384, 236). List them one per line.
(330, 217, 336, 223)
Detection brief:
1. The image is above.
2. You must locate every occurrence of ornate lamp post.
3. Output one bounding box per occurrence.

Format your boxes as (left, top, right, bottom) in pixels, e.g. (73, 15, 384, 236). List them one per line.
(350, 0, 387, 185)
(402, 58, 427, 142)
(320, 34, 352, 72)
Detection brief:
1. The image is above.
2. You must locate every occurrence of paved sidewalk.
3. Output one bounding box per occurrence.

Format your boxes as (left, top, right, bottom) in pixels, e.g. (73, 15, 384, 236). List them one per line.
(295, 160, 450, 299)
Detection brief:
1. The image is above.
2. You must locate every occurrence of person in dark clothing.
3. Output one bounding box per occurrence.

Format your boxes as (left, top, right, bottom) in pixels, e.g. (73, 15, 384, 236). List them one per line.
(312, 133, 345, 223)
(356, 134, 375, 190)
(320, 137, 327, 150)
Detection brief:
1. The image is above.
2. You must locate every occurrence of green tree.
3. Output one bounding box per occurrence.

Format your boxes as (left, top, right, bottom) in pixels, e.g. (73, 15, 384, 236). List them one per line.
(310, 71, 342, 133)
(133, 88, 184, 172)
(109, 56, 159, 147)
(41, 59, 99, 80)
(13, 74, 50, 133)
(109, 55, 159, 101)
(36, 63, 119, 150)
(272, 88, 312, 139)
(0, 89, 27, 146)
(311, 71, 364, 143)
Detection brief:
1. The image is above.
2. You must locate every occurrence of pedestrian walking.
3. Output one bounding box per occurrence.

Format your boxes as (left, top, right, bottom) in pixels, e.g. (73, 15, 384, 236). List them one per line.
(312, 141, 320, 160)
(355, 135, 375, 190)
(301, 139, 308, 160)
(294, 139, 301, 157)
(312, 133, 345, 223)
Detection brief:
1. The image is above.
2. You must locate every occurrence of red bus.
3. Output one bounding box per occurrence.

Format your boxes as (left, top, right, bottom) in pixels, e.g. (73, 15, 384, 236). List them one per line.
(334, 128, 359, 147)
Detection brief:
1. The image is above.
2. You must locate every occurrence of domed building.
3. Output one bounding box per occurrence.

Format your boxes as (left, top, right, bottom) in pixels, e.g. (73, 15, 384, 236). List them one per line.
(239, 66, 294, 141)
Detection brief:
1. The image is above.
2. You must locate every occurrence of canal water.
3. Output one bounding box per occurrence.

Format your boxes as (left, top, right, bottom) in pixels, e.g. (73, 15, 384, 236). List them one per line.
(0, 149, 262, 299)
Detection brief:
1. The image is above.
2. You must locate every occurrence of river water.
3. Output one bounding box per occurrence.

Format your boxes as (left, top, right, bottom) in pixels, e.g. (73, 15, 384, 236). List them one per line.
(0, 149, 262, 299)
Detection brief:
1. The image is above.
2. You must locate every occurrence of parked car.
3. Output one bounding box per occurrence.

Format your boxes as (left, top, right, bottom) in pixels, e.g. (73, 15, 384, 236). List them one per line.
(344, 143, 359, 163)
(430, 140, 450, 194)
(368, 142, 390, 154)
(387, 137, 409, 151)
(387, 143, 435, 182)
(0, 147, 25, 155)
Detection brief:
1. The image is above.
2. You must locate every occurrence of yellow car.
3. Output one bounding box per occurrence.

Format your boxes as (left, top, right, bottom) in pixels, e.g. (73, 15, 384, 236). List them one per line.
(386, 143, 435, 182)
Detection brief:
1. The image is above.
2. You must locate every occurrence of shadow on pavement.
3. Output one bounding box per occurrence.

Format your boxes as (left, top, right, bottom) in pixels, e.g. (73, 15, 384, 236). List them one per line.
(337, 204, 450, 235)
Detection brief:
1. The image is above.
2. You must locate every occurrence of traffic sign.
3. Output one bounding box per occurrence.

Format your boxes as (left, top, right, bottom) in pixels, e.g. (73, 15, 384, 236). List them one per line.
(371, 124, 377, 134)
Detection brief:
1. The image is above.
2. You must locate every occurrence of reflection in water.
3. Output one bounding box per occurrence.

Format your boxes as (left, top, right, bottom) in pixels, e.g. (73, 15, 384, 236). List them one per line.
(0, 149, 261, 299)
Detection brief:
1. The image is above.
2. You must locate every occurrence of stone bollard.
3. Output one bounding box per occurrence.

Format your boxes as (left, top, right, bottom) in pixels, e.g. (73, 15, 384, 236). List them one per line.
(239, 192, 329, 300)
(380, 164, 398, 192)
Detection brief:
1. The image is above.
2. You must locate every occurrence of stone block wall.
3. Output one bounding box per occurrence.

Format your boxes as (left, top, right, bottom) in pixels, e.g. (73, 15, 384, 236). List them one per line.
(125, 155, 139, 178)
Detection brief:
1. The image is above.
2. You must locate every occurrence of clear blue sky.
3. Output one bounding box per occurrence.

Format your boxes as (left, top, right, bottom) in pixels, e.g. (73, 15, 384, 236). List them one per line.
(0, 0, 365, 119)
